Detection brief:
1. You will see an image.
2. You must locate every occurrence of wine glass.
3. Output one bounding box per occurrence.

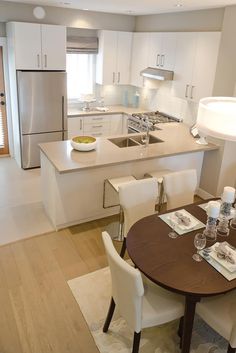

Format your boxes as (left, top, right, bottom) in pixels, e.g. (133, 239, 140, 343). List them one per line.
(192, 233, 206, 262)
(168, 218, 178, 239)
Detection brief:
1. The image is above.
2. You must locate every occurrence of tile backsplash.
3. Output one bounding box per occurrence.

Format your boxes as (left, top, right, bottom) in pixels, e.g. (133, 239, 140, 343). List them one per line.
(68, 80, 199, 126)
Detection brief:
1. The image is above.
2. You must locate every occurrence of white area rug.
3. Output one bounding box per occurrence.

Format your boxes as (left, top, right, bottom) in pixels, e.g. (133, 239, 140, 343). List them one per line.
(68, 266, 227, 353)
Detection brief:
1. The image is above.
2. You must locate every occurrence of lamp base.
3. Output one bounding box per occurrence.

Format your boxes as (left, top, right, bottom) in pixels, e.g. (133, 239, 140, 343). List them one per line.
(196, 137, 208, 145)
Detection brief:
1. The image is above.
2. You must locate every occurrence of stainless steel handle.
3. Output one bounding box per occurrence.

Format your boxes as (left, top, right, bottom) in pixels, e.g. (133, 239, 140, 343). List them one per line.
(44, 54, 47, 68)
(92, 117, 103, 120)
(92, 132, 102, 136)
(190, 85, 195, 99)
(156, 54, 160, 66)
(118, 72, 120, 83)
(185, 84, 190, 98)
(92, 125, 103, 128)
(80, 119, 83, 130)
(62, 96, 65, 132)
(37, 54, 40, 68)
(112, 72, 115, 84)
(161, 55, 165, 67)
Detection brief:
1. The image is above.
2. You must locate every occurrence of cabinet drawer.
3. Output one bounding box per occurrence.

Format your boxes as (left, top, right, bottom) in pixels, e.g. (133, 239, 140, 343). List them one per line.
(83, 122, 110, 133)
(87, 131, 110, 138)
(84, 115, 110, 124)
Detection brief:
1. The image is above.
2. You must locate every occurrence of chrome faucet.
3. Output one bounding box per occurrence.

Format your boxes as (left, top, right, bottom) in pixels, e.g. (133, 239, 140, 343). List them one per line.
(141, 115, 150, 146)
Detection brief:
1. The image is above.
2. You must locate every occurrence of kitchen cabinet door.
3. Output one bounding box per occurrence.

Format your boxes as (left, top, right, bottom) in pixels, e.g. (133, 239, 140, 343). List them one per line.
(116, 32, 133, 84)
(191, 32, 221, 102)
(41, 25, 66, 70)
(110, 114, 124, 135)
(13, 22, 42, 70)
(161, 33, 177, 71)
(148, 33, 162, 68)
(130, 33, 149, 87)
(171, 33, 197, 100)
(67, 117, 84, 139)
(96, 31, 117, 85)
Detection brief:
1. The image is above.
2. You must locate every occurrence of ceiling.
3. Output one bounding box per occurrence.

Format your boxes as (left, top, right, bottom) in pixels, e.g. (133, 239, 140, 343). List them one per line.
(3, 0, 236, 15)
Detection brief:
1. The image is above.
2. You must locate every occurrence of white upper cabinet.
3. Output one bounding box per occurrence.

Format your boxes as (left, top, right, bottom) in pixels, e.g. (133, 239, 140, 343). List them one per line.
(130, 33, 149, 88)
(7, 22, 66, 70)
(172, 32, 221, 102)
(191, 32, 221, 102)
(96, 30, 132, 85)
(41, 25, 66, 70)
(148, 32, 177, 71)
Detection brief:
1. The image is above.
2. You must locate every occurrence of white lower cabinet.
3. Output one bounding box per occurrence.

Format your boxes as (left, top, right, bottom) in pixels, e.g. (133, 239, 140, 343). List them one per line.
(67, 114, 126, 139)
(67, 117, 83, 139)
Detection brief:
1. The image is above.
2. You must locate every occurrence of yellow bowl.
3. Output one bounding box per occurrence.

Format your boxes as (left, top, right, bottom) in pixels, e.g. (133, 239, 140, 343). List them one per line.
(70, 136, 97, 151)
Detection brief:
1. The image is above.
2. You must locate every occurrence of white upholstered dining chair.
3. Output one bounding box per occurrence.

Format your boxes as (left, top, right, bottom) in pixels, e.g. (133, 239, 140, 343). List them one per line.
(118, 177, 158, 257)
(102, 231, 184, 353)
(196, 290, 236, 353)
(163, 169, 197, 210)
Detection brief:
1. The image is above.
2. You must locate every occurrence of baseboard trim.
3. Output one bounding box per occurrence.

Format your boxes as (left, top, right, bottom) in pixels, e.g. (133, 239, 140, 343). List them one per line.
(196, 188, 215, 200)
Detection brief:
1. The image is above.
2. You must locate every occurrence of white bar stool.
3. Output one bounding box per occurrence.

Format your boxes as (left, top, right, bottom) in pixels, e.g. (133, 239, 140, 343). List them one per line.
(144, 169, 173, 211)
(103, 176, 136, 241)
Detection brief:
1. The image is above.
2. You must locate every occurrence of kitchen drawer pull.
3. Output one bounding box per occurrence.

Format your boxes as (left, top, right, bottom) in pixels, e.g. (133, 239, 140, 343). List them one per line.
(44, 54, 47, 68)
(190, 85, 195, 99)
(156, 54, 160, 66)
(92, 125, 103, 128)
(80, 119, 83, 130)
(112, 72, 115, 84)
(92, 117, 103, 121)
(185, 84, 190, 98)
(118, 72, 120, 83)
(92, 133, 102, 136)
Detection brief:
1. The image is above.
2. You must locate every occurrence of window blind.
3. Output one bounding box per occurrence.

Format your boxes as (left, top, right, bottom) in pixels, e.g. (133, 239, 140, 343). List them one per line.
(67, 36, 98, 54)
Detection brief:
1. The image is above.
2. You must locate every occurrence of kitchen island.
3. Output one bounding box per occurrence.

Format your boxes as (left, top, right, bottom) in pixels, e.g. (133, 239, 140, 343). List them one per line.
(39, 123, 218, 229)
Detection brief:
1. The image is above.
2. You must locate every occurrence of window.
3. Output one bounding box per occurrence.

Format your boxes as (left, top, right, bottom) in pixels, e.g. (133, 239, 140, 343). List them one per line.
(66, 53, 95, 100)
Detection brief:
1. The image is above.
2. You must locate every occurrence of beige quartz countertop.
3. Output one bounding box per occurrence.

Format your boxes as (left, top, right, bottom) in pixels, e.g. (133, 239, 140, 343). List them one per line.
(39, 124, 219, 174)
(67, 105, 147, 117)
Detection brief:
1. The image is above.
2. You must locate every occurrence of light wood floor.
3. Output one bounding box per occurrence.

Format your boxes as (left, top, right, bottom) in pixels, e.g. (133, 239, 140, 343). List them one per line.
(0, 197, 202, 353)
(0, 215, 124, 353)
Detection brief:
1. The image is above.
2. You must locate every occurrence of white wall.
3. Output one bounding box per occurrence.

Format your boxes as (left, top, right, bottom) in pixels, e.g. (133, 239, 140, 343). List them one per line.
(0, 1, 135, 32)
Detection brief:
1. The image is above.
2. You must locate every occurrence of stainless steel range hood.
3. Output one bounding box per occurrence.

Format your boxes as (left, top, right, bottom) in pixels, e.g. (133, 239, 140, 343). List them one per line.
(140, 67, 174, 81)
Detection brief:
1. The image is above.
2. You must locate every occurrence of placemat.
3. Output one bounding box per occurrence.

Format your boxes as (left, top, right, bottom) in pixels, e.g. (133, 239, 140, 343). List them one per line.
(159, 209, 205, 235)
(200, 242, 236, 281)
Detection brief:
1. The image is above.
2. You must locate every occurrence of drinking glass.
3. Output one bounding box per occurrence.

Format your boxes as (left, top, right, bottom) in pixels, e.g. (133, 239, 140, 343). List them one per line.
(192, 233, 206, 262)
(168, 218, 178, 239)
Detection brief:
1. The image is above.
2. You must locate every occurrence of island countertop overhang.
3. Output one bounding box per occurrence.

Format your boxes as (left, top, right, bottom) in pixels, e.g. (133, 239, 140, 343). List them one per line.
(39, 123, 219, 174)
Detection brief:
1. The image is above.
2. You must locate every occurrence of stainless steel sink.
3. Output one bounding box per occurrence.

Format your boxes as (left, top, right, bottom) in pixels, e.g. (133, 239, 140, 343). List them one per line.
(108, 134, 164, 148)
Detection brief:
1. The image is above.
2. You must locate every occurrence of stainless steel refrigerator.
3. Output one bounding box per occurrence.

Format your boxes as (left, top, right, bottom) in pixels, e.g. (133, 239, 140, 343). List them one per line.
(17, 71, 67, 169)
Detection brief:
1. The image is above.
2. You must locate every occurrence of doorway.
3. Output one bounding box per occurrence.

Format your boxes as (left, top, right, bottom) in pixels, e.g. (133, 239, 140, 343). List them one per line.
(0, 46, 9, 155)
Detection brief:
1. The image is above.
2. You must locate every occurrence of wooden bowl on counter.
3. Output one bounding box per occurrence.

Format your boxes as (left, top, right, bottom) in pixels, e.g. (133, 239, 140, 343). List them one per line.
(70, 136, 97, 151)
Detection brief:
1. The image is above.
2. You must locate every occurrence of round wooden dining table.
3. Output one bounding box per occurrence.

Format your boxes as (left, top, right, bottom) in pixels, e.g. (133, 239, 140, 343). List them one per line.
(126, 201, 236, 353)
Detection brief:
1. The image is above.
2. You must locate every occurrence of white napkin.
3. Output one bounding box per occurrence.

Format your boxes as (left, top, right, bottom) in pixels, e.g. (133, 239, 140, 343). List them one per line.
(209, 242, 236, 273)
(168, 210, 199, 230)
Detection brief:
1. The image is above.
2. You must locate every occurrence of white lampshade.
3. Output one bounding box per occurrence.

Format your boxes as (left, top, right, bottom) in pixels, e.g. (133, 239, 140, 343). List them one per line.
(196, 97, 236, 141)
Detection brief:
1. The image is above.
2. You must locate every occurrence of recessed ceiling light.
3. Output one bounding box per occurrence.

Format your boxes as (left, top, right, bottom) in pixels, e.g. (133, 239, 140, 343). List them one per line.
(175, 3, 183, 7)
(83, 8, 89, 10)
(126, 10, 135, 14)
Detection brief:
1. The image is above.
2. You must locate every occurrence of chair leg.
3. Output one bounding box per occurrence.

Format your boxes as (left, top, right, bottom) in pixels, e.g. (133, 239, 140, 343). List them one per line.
(103, 298, 116, 333)
(119, 238, 126, 258)
(132, 331, 141, 353)
(178, 316, 184, 349)
(227, 344, 236, 353)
